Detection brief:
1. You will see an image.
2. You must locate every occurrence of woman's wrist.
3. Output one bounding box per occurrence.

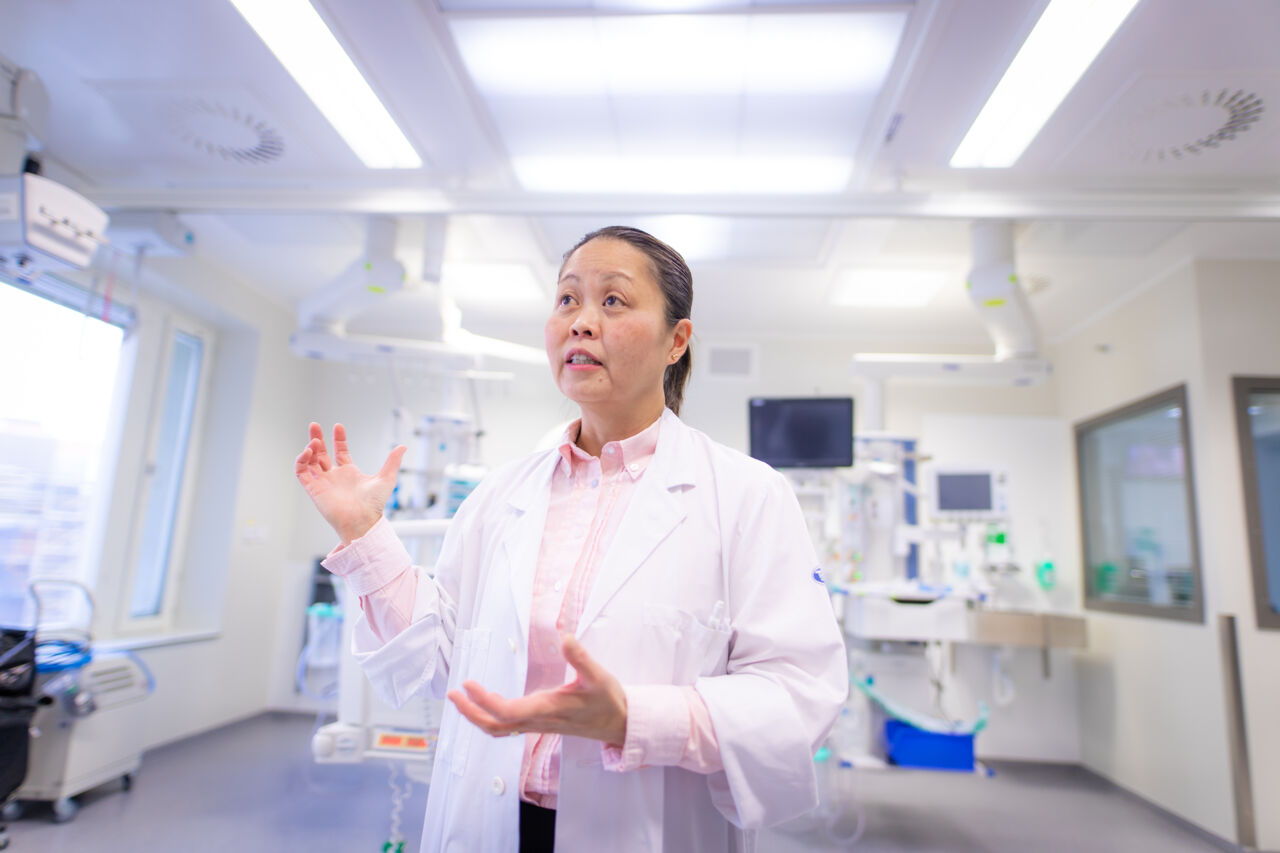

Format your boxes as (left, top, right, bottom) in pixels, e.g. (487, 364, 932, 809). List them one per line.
(338, 513, 382, 546)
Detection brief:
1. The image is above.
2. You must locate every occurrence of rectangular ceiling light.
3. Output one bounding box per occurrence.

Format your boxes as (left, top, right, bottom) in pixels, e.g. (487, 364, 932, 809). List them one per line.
(443, 263, 543, 303)
(950, 0, 1141, 168)
(450, 11, 903, 194)
(451, 12, 904, 97)
(228, 0, 422, 169)
(830, 269, 951, 307)
(514, 155, 853, 195)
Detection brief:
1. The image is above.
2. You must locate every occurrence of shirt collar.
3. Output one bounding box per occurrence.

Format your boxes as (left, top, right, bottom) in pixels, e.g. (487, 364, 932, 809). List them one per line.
(556, 411, 664, 481)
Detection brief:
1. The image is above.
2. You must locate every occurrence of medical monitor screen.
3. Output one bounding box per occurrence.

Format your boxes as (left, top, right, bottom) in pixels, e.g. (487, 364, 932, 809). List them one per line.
(748, 397, 853, 469)
(936, 473, 994, 512)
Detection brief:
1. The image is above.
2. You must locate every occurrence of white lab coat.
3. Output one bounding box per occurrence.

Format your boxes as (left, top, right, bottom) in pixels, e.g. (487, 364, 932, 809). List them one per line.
(353, 408, 848, 853)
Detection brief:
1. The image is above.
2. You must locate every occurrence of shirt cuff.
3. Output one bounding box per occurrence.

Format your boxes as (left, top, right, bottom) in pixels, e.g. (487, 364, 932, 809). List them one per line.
(602, 684, 690, 772)
(319, 516, 411, 597)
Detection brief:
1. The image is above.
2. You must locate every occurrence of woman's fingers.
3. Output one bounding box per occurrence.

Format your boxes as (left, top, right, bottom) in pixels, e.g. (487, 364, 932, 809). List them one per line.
(295, 446, 316, 484)
(333, 423, 354, 466)
(378, 444, 407, 482)
(561, 635, 606, 687)
(448, 688, 520, 737)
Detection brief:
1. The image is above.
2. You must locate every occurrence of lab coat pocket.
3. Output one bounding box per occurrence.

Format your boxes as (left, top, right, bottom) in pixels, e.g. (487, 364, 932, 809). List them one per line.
(642, 604, 733, 684)
(446, 627, 491, 776)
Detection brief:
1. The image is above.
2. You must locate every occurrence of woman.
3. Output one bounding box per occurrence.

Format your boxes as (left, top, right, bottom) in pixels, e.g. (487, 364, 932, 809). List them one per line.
(295, 226, 847, 852)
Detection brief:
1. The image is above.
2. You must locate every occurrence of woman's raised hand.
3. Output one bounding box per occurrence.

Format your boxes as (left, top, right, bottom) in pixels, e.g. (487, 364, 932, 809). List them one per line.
(295, 422, 406, 544)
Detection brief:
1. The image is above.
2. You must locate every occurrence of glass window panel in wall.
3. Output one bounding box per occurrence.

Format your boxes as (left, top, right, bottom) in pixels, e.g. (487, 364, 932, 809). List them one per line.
(1237, 378, 1280, 629)
(0, 280, 125, 628)
(1077, 385, 1203, 620)
(128, 330, 204, 619)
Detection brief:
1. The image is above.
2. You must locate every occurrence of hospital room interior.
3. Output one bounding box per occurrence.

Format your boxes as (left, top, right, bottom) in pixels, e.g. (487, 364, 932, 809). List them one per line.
(2, 0, 1279, 850)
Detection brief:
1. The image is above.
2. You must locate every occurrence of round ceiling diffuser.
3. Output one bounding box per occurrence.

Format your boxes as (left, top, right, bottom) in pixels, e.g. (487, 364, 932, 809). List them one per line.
(166, 98, 284, 165)
(1129, 88, 1264, 162)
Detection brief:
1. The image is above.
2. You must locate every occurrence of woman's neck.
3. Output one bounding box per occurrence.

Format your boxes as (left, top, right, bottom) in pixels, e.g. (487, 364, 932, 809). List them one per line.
(575, 398, 665, 457)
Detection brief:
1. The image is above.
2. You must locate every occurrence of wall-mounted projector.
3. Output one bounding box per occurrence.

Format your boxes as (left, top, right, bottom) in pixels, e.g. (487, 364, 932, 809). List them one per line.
(0, 172, 109, 281)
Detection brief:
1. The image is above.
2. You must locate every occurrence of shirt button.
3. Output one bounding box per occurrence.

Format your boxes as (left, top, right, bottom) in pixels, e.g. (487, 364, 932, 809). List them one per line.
(553, 580, 563, 592)
(628, 463, 639, 472)
(548, 642, 558, 654)
(491, 776, 505, 796)
(605, 446, 616, 455)
(508, 637, 518, 654)
(590, 479, 599, 488)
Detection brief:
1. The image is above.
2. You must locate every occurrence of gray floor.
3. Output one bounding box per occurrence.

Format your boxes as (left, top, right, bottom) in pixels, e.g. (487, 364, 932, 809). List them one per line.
(4, 712, 1233, 853)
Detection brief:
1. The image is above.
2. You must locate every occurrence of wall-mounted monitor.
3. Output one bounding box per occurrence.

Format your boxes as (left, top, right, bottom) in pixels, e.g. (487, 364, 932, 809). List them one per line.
(931, 469, 1008, 521)
(748, 397, 853, 469)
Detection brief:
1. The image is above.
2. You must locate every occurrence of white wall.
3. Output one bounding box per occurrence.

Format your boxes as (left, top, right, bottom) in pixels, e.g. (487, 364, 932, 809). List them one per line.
(1050, 262, 1239, 842)
(1189, 259, 1280, 851)
(680, 338, 1059, 452)
(919, 414, 1082, 762)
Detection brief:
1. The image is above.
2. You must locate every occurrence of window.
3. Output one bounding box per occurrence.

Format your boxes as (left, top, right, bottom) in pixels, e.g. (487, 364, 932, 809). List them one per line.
(1076, 385, 1204, 621)
(1235, 377, 1280, 630)
(0, 279, 127, 628)
(120, 318, 212, 630)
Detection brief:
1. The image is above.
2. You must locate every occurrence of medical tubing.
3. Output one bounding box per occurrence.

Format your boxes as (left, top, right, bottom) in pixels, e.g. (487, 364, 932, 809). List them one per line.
(386, 762, 412, 851)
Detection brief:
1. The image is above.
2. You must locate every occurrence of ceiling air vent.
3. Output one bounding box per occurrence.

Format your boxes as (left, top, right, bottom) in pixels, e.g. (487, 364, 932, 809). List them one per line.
(1133, 88, 1263, 162)
(164, 98, 285, 165)
(705, 344, 757, 380)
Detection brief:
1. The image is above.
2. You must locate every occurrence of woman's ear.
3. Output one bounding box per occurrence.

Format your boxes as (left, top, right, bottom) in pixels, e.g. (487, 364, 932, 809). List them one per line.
(669, 318, 693, 363)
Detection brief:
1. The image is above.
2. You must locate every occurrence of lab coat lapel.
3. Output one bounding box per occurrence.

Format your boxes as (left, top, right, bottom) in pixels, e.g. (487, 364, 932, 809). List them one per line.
(577, 410, 695, 634)
(503, 451, 559, 646)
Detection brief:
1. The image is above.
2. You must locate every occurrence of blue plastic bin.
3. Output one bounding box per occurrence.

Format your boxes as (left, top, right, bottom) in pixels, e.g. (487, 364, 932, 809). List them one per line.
(883, 719, 974, 771)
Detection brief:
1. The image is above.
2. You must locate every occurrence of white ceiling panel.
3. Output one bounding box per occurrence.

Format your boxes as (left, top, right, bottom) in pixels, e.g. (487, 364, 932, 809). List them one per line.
(484, 94, 616, 157)
(533, 215, 833, 265)
(611, 96, 741, 156)
(740, 92, 874, 157)
(1019, 220, 1187, 258)
(448, 9, 907, 193)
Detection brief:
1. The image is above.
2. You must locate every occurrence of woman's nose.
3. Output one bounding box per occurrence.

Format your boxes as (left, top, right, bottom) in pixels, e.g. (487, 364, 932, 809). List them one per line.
(571, 310, 597, 337)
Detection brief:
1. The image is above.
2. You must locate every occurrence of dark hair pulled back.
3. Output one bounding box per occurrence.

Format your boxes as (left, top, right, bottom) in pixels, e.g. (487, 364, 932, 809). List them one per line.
(562, 226, 693, 415)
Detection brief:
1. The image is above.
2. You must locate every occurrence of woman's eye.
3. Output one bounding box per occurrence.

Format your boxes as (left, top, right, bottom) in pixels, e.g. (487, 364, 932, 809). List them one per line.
(557, 294, 573, 306)
(604, 295, 621, 307)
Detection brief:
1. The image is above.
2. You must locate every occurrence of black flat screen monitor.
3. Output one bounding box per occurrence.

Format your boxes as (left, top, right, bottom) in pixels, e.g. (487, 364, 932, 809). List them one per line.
(749, 397, 854, 468)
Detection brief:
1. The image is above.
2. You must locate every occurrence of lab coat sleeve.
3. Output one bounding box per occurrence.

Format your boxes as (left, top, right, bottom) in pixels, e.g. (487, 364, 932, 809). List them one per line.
(340, 481, 492, 709)
(694, 468, 848, 829)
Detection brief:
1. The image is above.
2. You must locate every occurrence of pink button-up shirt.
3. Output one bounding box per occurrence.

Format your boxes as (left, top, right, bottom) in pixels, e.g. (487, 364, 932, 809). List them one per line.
(323, 413, 722, 810)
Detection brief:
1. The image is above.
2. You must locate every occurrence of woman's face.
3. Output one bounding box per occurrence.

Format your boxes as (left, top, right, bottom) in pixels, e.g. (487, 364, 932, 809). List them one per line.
(545, 238, 687, 414)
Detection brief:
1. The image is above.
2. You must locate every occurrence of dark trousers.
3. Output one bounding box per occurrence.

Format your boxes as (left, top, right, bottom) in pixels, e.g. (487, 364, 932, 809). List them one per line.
(519, 801, 556, 853)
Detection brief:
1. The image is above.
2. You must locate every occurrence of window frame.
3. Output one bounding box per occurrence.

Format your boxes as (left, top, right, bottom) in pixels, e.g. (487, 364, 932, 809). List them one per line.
(1233, 375, 1280, 631)
(115, 311, 215, 636)
(1075, 384, 1206, 622)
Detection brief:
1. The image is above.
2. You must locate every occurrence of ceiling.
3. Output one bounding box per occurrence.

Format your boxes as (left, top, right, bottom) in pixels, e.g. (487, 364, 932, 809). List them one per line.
(3, 0, 1279, 354)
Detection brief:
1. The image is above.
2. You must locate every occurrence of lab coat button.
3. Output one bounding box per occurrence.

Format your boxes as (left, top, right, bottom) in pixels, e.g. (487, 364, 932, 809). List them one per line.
(508, 637, 518, 654)
(491, 776, 505, 795)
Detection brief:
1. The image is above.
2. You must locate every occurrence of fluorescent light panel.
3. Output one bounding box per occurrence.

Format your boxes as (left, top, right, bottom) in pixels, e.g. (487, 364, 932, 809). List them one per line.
(635, 215, 732, 261)
(228, 0, 422, 169)
(450, 12, 904, 97)
(950, 0, 1141, 168)
(831, 269, 950, 308)
(514, 155, 853, 195)
(443, 262, 543, 302)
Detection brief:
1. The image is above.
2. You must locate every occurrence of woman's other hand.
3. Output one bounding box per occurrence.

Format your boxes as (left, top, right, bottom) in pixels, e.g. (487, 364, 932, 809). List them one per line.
(447, 635, 628, 746)
(295, 422, 406, 544)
